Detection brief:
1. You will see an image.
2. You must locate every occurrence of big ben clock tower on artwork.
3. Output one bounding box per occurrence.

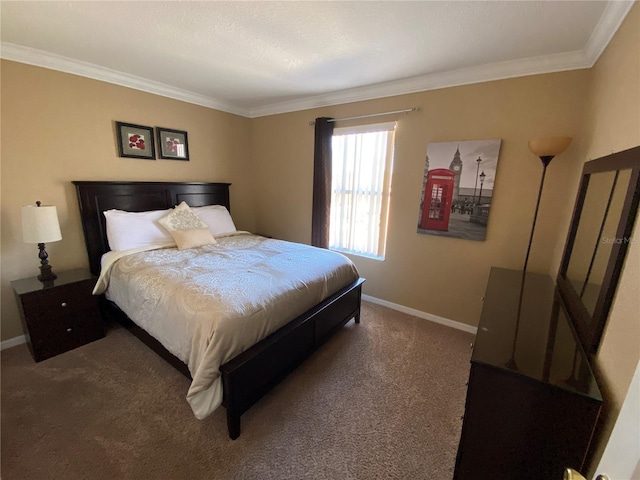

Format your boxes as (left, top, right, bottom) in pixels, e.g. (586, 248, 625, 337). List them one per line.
(449, 146, 463, 200)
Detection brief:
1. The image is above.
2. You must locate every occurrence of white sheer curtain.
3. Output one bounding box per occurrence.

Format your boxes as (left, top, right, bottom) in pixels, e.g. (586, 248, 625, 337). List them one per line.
(330, 122, 395, 258)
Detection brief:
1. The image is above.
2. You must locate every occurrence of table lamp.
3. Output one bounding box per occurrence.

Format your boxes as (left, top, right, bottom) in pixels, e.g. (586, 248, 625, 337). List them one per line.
(22, 201, 62, 283)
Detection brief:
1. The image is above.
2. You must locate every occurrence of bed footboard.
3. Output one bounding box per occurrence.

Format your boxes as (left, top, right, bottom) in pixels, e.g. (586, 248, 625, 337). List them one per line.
(220, 277, 365, 439)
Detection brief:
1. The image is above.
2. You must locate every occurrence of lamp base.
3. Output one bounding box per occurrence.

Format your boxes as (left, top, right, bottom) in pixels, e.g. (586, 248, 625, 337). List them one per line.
(37, 264, 57, 283)
(36, 242, 57, 283)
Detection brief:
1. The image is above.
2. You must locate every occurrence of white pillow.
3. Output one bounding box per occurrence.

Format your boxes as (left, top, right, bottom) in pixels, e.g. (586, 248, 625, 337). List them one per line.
(158, 201, 209, 232)
(104, 208, 176, 251)
(192, 205, 237, 235)
(171, 228, 217, 250)
(157, 202, 217, 250)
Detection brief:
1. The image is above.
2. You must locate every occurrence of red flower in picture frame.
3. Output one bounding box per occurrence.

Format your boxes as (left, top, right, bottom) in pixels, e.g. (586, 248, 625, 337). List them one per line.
(128, 133, 146, 150)
(166, 138, 180, 153)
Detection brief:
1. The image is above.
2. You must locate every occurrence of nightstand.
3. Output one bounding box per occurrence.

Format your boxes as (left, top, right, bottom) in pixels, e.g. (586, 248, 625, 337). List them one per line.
(12, 268, 105, 362)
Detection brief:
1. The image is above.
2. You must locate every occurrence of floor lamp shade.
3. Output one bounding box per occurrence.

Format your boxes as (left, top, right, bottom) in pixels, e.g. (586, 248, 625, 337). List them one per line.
(528, 137, 573, 165)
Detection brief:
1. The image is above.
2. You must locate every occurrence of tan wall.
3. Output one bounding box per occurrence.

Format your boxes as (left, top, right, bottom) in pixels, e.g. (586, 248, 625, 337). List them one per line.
(577, 4, 640, 475)
(251, 71, 590, 327)
(0, 60, 254, 341)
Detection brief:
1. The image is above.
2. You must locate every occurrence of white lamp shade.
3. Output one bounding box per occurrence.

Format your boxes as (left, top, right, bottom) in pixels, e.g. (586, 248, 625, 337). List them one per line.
(22, 205, 62, 244)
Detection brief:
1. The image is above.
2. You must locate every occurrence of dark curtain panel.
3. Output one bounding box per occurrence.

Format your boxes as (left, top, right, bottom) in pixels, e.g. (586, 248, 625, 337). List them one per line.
(311, 117, 335, 248)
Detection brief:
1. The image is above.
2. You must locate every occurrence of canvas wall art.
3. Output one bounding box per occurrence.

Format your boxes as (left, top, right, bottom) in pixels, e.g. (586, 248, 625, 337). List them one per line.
(417, 139, 502, 241)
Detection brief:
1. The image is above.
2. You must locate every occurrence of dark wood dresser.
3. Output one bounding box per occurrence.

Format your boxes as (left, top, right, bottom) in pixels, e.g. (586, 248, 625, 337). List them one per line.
(454, 267, 602, 480)
(12, 268, 105, 362)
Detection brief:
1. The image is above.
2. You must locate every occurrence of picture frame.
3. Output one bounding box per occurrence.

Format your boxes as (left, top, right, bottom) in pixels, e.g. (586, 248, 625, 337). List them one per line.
(115, 121, 156, 160)
(156, 127, 189, 161)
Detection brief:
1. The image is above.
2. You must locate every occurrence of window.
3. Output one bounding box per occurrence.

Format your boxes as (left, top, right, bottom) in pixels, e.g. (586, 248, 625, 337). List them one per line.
(330, 122, 396, 259)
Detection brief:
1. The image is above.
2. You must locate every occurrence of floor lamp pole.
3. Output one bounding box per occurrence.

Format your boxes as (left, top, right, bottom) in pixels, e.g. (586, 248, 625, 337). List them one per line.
(522, 157, 552, 275)
(506, 144, 566, 372)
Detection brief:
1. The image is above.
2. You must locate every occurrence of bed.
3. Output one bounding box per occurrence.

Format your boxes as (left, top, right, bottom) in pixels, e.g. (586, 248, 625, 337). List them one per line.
(73, 181, 364, 439)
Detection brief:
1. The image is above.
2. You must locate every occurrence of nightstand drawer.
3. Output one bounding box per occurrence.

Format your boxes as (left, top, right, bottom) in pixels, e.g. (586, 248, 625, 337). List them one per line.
(29, 309, 104, 361)
(20, 279, 97, 319)
(12, 269, 105, 363)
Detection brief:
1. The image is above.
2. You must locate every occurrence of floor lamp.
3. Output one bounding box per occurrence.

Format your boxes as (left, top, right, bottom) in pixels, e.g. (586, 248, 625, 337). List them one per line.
(505, 136, 573, 371)
(522, 136, 573, 274)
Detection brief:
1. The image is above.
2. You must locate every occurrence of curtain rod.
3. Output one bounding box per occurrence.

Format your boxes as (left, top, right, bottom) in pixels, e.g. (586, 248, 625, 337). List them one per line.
(308, 107, 419, 126)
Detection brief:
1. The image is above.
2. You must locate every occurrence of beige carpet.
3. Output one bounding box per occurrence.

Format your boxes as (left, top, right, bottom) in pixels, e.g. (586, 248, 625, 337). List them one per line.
(1, 301, 473, 480)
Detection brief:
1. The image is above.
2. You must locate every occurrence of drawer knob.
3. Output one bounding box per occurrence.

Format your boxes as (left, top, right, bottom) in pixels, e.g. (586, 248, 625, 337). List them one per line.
(66, 328, 72, 333)
(469, 342, 474, 350)
(61, 302, 67, 307)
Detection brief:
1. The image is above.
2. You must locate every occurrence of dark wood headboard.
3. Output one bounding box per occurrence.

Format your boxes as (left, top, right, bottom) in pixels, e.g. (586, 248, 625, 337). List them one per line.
(73, 181, 231, 276)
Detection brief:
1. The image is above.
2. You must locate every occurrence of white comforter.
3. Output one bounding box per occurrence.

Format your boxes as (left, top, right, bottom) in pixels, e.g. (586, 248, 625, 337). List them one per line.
(95, 232, 359, 419)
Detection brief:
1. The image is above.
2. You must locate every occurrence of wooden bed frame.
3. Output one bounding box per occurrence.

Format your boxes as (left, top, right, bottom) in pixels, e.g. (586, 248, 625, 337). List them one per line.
(73, 181, 364, 439)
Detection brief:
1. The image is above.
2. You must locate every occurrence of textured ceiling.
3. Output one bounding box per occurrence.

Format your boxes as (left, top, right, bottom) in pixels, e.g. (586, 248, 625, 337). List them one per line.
(0, 1, 634, 117)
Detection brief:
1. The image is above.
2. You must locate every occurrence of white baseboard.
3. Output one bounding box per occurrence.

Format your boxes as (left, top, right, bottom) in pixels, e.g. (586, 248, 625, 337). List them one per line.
(1, 335, 26, 351)
(362, 294, 478, 335)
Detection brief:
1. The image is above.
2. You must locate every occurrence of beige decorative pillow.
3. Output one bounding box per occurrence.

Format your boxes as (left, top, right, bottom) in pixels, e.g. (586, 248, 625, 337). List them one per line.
(171, 227, 217, 250)
(158, 202, 217, 249)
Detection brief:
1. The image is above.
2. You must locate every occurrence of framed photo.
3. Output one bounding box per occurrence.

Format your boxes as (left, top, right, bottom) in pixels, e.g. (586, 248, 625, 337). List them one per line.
(156, 127, 189, 161)
(115, 122, 155, 159)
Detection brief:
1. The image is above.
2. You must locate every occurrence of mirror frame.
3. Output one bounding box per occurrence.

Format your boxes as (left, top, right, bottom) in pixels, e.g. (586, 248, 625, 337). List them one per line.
(558, 146, 640, 356)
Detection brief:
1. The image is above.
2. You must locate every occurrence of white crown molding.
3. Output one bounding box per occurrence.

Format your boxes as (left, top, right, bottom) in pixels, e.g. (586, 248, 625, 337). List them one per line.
(0, 43, 251, 117)
(362, 294, 478, 335)
(0, 0, 632, 119)
(583, 0, 636, 66)
(249, 50, 592, 117)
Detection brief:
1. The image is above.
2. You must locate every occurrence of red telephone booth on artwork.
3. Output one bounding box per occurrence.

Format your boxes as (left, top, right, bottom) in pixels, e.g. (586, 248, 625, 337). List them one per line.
(420, 169, 455, 231)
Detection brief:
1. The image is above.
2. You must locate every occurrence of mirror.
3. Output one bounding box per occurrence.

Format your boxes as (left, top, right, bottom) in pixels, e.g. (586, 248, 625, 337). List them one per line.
(558, 146, 640, 355)
(565, 169, 632, 315)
